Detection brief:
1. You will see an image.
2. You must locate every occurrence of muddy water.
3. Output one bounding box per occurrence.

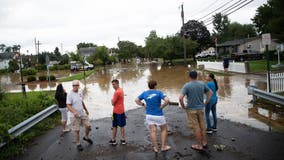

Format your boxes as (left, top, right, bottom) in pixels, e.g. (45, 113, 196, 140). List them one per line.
(1, 64, 283, 132)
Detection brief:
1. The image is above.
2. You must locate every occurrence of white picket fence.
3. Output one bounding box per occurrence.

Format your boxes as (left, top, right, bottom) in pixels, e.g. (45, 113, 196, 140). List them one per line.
(269, 72, 284, 93)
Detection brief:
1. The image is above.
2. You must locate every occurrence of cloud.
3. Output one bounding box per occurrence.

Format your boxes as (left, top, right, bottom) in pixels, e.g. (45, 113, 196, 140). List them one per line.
(0, 0, 267, 54)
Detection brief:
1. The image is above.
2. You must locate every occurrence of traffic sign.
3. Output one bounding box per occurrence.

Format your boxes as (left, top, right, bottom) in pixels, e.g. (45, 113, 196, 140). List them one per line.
(262, 33, 271, 45)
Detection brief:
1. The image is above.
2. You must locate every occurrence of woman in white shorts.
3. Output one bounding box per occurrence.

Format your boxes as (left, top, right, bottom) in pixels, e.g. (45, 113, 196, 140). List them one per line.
(135, 80, 171, 153)
(55, 84, 70, 132)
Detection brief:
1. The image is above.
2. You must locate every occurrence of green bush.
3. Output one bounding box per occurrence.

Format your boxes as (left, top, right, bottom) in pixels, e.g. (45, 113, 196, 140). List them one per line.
(22, 68, 37, 76)
(38, 76, 47, 81)
(0, 92, 58, 159)
(27, 76, 36, 82)
(49, 75, 56, 81)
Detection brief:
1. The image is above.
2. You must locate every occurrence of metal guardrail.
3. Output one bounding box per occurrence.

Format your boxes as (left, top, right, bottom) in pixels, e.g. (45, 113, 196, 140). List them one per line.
(0, 104, 58, 148)
(248, 86, 284, 106)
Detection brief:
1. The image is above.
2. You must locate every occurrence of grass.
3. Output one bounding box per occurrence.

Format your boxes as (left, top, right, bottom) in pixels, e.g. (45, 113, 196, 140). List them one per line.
(59, 69, 97, 82)
(249, 60, 284, 73)
(0, 91, 60, 159)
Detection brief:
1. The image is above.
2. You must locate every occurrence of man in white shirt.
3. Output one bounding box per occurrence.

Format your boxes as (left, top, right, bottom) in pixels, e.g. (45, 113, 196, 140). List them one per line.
(67, 80, 92, 151)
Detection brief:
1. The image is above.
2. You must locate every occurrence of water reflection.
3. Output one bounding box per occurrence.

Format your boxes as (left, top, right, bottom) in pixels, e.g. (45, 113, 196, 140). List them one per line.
(249, 103, 284, 132)
(1, 64, 284, 132)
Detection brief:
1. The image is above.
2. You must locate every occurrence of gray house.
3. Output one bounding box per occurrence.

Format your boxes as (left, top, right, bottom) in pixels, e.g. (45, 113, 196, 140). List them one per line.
(217, 37, 279, 55)
(79, 47, 96, 57)
(0, 52, 16, 69)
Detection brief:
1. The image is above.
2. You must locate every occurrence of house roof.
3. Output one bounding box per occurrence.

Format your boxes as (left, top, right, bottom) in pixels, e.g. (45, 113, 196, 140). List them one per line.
(0, 52, 16, 60)
(217, 37, 260, 47)
(79, 47, 96, 56)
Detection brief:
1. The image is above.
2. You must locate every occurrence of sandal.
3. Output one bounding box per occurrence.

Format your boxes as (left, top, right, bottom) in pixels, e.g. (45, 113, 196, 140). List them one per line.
(191, 144, 203, 151)
(153, 147, 158, 153)
(161, 145, 171, 152)
(83, 137, 93, 144)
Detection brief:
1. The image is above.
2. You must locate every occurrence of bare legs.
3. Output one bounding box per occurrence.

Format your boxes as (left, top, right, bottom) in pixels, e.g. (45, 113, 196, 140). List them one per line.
(112, 127, 125, 141)
(150, 124, 171, 152)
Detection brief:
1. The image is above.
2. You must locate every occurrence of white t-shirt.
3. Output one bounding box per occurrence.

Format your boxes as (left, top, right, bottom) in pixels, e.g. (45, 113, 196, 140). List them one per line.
(66, 90, 86, 117)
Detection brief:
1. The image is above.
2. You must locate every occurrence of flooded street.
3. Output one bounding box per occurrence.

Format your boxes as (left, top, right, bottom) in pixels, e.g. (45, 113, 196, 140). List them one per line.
(1, 64, 283, 133)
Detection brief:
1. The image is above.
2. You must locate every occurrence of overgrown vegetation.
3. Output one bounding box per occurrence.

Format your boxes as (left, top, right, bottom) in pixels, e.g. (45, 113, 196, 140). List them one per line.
(0, 91, 59, 159)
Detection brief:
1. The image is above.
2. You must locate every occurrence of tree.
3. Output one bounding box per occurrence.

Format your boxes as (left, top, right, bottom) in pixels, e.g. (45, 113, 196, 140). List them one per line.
(76, 43, 97, 50)
(8, 59, 19, 72)
(252, 0, 284, 42)
(0, 44, 5, 53)
(117, 41, 138, 61)
(145, 30, 159, 59)
(68, 52, 82, 62)
(227, 22, 257, 40)
(212, 13, 230, 34)
(181, 20, 211, 51)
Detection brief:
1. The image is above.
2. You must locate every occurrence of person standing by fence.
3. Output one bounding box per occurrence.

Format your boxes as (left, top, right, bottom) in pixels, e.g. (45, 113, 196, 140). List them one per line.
(205, 73, 218, 134)
(67, 80, 93, 151)
(55, 83, 70, 133)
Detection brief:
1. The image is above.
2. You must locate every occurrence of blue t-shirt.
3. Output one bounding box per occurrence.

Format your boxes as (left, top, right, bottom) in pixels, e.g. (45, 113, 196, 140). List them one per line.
(181, 81, 210, 110)
(206, 81, 218, 103)
(138, 90, 166, 116)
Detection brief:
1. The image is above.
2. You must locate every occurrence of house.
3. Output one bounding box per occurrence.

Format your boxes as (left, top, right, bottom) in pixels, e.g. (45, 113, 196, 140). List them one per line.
(0, 52, 16, 69)
(78, 47, 96, 57)
(216, 37, 280, 61)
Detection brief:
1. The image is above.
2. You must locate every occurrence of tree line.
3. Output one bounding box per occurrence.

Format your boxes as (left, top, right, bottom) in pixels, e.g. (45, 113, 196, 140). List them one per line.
(0, 0, 282, 72)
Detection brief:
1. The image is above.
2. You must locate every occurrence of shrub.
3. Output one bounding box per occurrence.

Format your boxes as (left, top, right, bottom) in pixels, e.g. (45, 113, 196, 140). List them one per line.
(27, 76, 36, 82)
(22, 68, 37, 76)
(49, 75, 56, 81)
(38, 76, 47, 81)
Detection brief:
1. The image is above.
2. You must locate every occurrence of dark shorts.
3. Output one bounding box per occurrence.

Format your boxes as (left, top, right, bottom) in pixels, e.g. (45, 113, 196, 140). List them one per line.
(112, 113, 126, 127)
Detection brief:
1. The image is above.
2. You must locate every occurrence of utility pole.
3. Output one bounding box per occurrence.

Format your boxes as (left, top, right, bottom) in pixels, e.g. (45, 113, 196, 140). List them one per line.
(34, 38, 37, 63)
(181, 4, 187, 66)
(36, 40, 42, 63)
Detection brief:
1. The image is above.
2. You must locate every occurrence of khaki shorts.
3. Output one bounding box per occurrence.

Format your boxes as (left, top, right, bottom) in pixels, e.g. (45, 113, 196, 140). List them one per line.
(186, 109, 206, 131)
(71, 116, 91, 131)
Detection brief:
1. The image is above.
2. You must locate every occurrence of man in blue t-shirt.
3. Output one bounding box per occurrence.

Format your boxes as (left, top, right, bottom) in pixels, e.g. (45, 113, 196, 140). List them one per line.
(179, 70, 212, 151)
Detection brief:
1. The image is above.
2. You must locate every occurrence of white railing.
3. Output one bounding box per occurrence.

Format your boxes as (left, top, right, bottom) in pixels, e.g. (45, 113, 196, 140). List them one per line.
(270, 72, 284, 93)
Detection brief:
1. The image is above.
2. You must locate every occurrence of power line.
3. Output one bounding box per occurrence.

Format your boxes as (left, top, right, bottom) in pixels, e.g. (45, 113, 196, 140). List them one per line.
(205, 0, 254, 26)
(190, 0, 221, 18)
(197, 0, 234, 21)
(202, 0, 244, 23)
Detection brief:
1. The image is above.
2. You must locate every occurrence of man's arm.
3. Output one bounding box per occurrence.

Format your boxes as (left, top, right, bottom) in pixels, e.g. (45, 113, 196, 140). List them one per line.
(67, 104, 79, 117)
(111, 91, 118, 106)
(82, 101, 89, 115)
(179, 94, 186, 109)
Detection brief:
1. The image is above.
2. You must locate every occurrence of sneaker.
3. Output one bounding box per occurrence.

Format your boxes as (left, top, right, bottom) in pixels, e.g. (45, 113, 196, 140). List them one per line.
(212, 128, 218, 132)
(83, 137, 93, 144)
(109, 139, 117, 145)
(206, 129, 213, 134)
(77, 144, 83, 151)
(121, 139, 126, 145)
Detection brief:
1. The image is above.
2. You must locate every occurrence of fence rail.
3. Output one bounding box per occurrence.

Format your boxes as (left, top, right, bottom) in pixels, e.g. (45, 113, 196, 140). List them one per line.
(0, 104, 58, 148)
(248, 86, 284, 106)
(270, 72, 284, 93)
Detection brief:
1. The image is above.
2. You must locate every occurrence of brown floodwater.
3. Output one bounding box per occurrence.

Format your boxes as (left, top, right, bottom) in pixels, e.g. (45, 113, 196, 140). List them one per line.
(1, 64, 283, 132)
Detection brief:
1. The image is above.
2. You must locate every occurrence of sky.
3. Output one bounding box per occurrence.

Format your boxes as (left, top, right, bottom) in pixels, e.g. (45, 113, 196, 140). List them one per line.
(0, 0, 267, 54)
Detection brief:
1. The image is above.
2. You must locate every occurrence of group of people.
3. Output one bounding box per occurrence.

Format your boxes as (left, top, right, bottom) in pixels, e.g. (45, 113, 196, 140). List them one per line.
(55, 70, 218, 153)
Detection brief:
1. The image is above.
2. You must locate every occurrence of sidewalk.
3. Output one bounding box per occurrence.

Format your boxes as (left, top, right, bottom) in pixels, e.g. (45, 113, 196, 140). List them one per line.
(19, 106, 284, 160)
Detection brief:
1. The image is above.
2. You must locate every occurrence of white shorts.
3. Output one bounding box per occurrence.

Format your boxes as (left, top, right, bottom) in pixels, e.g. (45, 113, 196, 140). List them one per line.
(145, 115, 166, 126)
(59, 108, 68, 122)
